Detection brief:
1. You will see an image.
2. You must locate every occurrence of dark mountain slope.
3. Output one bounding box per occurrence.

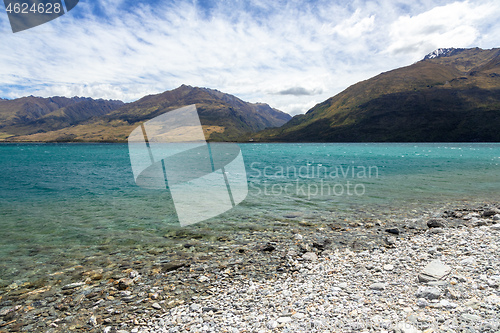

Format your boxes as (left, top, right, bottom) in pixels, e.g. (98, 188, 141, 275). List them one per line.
(0, 97, 124, 140)
(255, 47, 500, 142)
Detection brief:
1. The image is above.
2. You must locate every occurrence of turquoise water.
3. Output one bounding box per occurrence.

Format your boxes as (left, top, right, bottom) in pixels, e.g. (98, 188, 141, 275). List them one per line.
(1, 143, 499, 284)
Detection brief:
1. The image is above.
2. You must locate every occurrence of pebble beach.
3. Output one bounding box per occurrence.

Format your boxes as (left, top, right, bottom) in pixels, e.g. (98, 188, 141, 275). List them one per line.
(1, 204, 499, 333)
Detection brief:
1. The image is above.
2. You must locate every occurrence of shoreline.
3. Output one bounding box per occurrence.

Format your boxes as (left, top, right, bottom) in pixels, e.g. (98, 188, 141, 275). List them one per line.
(159, 218, 500, 333)
(0, 203, 499, 332)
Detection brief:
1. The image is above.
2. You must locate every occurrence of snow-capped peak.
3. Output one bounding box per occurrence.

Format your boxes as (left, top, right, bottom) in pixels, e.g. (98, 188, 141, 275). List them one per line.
(424, 48, 455, 60)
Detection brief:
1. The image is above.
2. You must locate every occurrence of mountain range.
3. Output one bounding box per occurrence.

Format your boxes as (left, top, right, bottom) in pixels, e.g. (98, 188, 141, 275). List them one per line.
(2, 47, 500, 143)
(0, 85, 291, 142)
(254, 47, 500, 142)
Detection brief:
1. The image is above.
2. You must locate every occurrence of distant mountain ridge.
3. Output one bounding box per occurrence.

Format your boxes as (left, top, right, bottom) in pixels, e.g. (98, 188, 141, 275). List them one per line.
(254, 47, 500, 142)
(0, 96, 110, 124)
(0, 96, 124, 140)
(0, 85, 291, 142)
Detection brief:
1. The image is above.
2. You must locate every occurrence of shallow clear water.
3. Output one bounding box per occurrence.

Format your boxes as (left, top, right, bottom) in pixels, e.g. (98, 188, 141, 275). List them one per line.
(1, 143, 499, 283)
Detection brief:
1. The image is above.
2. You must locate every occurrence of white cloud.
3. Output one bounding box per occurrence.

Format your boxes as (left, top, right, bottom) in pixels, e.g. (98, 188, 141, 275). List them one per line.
(0, 0, 499, 115)
(386, 1, 500, 61)
(322, 9, 376, 39)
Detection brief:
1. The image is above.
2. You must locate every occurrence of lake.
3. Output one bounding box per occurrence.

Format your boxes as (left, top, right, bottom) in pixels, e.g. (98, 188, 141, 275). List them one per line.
(1, 142, 499, 285)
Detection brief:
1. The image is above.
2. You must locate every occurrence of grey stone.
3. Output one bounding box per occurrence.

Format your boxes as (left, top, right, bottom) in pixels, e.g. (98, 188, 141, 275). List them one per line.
(129, 270, 140, 279)
(385, 227, 400, 235)
(483, 208, 500, 217)
(302, 252, 318, 261)
(428, 246, 438, 254)
(261, 244, 276, 252)
(464, 298, 481, 309)
(198, 275, 209, 282)
(474, 219, 489, 226)
(485, 294, 500, 305)
(62, 282, 85, 290)
(122, 295, 136, 303)
(487, 279, 499, 288)
(461, 313, 482, 322)
(0, 306, 20, 317)
(418, 259, 451, 283)
(452, 274, 467, 282)
(117, 278, 134, 291)
(490, 224, 500, 231)
(151, 302, 162, 310)
(369, 283, 386, 291)
(161, 261, 187, 272)
(337, 282, 348, 289)
(427, 228, 445, 234)
(470, 217, 480, 225)
(416, 298, 429, 308)
(446, 286, 462, 300)
(330, 286, 342, 293)
(439, 299, 457, 309)
(267, 320, 278, 329)
(384, 236, 397, 246)
(292, 312, 306, 319)
(416, 286, 442, 300)
(427, 218, 447, 228)
(202, 307, 218, 313)
(88, 316, 99, 328)
(190, 304, 201, 312)
(460, 257, 476, 265)
(427, 281, 448, 287)
(277, 316, 292, 324)
(463, 213, 481, 220)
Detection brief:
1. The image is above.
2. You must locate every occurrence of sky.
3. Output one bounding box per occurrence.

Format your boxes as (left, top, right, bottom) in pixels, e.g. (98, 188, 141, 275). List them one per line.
(1, 0, 499, 115)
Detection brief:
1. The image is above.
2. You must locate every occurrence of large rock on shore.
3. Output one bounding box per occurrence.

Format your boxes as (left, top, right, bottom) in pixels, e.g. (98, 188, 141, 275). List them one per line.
(482, 208, 500, 217)
(426, 218, 447, 228)
(418, 259, 451, 283)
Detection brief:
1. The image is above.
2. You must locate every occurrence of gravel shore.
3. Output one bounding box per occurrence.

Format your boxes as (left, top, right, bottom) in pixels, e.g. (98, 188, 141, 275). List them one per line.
(1, 204, 499, 332)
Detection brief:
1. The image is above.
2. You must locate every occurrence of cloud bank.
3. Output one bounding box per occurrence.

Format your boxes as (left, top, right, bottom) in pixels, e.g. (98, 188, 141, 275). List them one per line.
(276, 87, 323, 96)
(0, 0, 499, 114)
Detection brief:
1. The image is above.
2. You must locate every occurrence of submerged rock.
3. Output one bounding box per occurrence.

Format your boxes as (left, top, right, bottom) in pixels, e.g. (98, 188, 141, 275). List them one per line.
(117, 278, 134, 291)
(161, 261, 188, 272)
(260, 243, 276, 252)
(62, 282, 85, 290)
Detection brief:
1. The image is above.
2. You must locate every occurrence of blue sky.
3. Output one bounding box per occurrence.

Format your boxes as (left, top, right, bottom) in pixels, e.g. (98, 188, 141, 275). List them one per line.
(1, 0, 499, 115)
